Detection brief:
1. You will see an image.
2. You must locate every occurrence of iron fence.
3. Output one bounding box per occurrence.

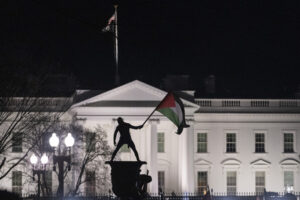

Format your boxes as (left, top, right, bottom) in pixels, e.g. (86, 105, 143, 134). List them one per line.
(21, 193, 300, 200)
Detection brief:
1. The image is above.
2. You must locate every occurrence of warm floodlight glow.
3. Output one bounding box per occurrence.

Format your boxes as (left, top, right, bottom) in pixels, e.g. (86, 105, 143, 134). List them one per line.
(49, 133, 59, 147)
(30, 154, 38, 165)
(64, 133, 74, 147)
(41, 153, 48, 165)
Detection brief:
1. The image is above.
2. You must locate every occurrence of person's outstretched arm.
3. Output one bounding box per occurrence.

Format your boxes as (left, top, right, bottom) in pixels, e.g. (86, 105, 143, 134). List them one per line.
(113, 126, 119, 145)
(129, 124, 143, 129)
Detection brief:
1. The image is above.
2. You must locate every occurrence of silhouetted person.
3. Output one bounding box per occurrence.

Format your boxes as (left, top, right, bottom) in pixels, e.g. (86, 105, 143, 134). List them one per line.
(111, 117, 143, 161)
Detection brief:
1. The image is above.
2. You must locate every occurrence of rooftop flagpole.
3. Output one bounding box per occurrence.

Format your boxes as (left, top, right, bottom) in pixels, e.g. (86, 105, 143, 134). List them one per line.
(114, 4, 120, 86)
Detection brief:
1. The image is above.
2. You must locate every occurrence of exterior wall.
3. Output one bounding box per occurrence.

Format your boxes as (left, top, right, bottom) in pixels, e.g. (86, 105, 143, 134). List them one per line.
(194, 113, 300, 193)
(1, 84, 300, 196)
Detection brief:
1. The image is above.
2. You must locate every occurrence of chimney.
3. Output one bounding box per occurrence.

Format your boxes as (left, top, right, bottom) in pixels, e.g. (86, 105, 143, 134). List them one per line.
(204, 75, 216, 94)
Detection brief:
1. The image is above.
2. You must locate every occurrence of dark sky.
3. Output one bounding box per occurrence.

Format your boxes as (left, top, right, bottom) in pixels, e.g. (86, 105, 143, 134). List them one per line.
(1, 0, 300, 97)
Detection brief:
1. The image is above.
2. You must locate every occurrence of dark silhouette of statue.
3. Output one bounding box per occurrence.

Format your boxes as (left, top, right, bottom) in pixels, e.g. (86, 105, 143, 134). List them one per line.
(111, 117, 143, 161)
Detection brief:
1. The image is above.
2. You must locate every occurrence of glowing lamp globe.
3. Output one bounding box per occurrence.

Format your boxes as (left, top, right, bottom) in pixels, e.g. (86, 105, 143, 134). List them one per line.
(30, 154, 38, 165)
(49, 133, 59, 148)
(41, 154, 48, 165)
(64, 133, 74, 147)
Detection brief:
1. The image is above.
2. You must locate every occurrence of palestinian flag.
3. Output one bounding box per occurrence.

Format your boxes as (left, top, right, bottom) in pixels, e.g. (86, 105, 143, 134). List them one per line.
(156, 92, 189, 134)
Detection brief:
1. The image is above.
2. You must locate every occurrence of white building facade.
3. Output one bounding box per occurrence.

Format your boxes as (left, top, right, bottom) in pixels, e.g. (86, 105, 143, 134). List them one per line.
(1, 80, 300, 195)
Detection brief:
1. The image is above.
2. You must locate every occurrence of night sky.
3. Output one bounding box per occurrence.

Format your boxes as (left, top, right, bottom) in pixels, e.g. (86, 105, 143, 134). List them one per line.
(1, 0, 300, 97)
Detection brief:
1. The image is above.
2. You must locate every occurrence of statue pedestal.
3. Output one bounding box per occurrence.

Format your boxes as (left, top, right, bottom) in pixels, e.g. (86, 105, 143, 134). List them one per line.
(105, 161, 151, 199)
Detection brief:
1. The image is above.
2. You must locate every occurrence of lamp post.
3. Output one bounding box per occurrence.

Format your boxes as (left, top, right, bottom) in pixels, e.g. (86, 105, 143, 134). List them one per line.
(49, 132, 74, 198)
(30, 153, 49, 197)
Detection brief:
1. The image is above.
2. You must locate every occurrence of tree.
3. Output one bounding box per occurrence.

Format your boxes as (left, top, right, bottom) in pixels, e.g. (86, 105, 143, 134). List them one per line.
(70, 123, 113, 196)
(25, 117, 113, 196)
(0, 63, 72, 181)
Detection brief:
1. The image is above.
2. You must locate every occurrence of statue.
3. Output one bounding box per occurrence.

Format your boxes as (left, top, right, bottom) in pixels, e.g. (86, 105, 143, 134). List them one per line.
(106, 117, 151, 200)
(111, 117, 143, 161)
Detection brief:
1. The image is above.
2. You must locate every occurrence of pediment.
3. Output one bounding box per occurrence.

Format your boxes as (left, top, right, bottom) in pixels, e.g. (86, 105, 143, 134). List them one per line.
(280, 158, 300, 166)
(250, 159, 271, 167)
(195, 159, 212, 166)
(221, 158, 241, 166)
(72, 80, 199, 110)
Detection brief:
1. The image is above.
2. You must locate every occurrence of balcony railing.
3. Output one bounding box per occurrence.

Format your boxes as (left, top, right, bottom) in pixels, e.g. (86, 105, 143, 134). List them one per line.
(195, 99, 300, 113)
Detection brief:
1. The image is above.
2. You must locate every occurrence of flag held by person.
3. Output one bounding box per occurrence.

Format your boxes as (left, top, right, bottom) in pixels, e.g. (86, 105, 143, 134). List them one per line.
(156, 92, 189, 134)
(142, 92, 189, 134)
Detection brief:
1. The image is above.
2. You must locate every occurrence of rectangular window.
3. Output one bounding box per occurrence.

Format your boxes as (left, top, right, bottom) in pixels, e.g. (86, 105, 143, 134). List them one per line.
(42, 132, 52, 152)
(158, 171, 165, 192)
(86, 132, 96, 152)
(42, 171, 52, 195)
(284, 133, 294, 153)
(226, 133, 236, 153)
(255, 171, 265, 195)
(85, 170, 96, 196)
(227, 171, 237, 195)
(255, 133, 265, 153)
(157, 132, 165, 153)
(197, 171, 208, 195)
(197, 133, 207, 153)
(284, 171, 294, 192)
(12, 132, 22, 152)
(12, 171, 22, 195)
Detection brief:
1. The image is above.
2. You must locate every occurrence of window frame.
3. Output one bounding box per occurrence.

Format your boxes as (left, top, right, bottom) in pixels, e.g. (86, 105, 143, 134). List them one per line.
(85, 170, 96, 196)
(12, 171, 22, 195)
(284, 171, 294, 191)
(255, 132, 266, 153)
(12, 132, 23, 153)
(225, 132, 237, 153)
(197, 171, 208, 195)
(157, 132, 165, 153)
(226, 171, 237, 195)
(255, 171, 265, 195)
(158, 171, 165, 193)
(86, 132, 96, 152)
(283, 132, 295, 153)
(197, 133, 207, 153)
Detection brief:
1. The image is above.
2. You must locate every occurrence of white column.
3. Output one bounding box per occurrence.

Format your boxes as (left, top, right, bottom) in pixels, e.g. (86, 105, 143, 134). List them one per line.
(186, 121, 195, 192)
(178, 120, 195, 193)
(146, 119, 159, 194)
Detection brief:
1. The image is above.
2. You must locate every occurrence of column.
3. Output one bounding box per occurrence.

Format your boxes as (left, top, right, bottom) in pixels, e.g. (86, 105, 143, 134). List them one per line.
(146, 119, 159, 194)
(178, 120, 195, 193)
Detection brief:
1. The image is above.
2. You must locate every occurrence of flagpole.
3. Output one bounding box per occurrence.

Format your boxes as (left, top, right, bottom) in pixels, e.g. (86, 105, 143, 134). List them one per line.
(142, 106, 157, 126)
(114, 4, 120, 86)
(142, 92, 169, 126)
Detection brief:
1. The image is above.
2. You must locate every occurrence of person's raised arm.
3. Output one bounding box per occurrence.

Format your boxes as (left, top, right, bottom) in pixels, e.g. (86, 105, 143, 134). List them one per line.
(113, 126, 119, 145)
(129, 124, 143, 129)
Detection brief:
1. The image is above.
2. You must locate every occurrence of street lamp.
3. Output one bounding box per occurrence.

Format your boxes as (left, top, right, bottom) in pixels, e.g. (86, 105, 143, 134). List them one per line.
(49, 132, 74, 198)
(30, 153, 48, 197)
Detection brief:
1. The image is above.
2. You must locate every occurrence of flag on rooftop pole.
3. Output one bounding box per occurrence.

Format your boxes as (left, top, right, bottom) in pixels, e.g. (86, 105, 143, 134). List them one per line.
(143, 92, 190, 134)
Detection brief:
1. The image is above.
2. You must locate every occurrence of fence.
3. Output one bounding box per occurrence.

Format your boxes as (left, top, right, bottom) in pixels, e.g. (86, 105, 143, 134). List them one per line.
(21, 193, 300, 200)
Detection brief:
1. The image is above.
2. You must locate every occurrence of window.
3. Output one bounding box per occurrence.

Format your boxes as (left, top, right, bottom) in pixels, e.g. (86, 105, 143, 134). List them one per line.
(284, 171, 294, 192)
(42, 171, 52, 195)
(12, 171, 22, 195)
(12, 132, 22, 152)
(158, 171, 165, 192)
(85, 170, 96, 196)
(227, 171, 237, 195)
(197, 133, 207, 153)
(255, 133, 265, 153)
(197, 171, 208, 195)
(284, 133, 294, 153)
(42, 132, 52, 152)
(255, 171, 265, 195)
(86, 132, 96, 152)
(157, 132, 164, 153)
(226, 133, 236, 153)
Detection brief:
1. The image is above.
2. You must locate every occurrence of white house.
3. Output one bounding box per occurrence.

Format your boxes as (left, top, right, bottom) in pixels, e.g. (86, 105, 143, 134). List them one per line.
(1, 80, 300, 196)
